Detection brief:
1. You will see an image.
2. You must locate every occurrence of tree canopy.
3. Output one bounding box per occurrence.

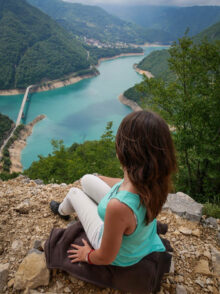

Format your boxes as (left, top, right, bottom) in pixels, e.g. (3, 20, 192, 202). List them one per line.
(24, 122, 123, 184)
(0, 0, 90, 90)
(0, 113, 14, 148)
(138, 37, 220, 204)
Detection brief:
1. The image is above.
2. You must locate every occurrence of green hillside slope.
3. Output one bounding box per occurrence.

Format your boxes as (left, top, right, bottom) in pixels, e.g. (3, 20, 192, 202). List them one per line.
(137, 50, 174, 81)
(137, 21, 220, 80)
(0, 0, 90, 90)
(102, 5, 220, 40)
(194, 21, 220, 43)
(124, 21, 220, 103)
(0, 113, 14, 148)
(27, 0, 173, 44)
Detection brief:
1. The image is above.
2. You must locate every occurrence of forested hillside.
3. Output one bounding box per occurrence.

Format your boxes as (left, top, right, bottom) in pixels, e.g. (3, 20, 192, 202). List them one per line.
(137, 21, 220, 79)
(0, 113, 14, 148)
(124, 21, 220, 103)
(138, 50, 174, 81)
(102, 4, 220, 40)
(0, 0, 90, 90)
(122, 30, 220, 213)
(27, 0, 173, 44)
(194, 21, 220, 43)
(83, 45, 143, 65)
(24, 123, 123, 184)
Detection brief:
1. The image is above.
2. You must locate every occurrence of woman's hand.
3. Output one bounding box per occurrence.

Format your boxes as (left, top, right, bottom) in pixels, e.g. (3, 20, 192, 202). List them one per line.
(67, 239, 92, 263)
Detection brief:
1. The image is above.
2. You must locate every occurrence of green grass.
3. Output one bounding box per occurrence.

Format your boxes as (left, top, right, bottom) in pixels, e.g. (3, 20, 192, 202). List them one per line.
(203, 203, 220, 219)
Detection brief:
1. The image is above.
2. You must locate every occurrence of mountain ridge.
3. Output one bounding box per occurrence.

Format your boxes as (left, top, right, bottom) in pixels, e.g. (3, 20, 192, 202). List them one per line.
(0, 0, 91, 90)
(27, 0, 173, 44)
(123, 20, 220, 108)
(101, 4, 220, 40)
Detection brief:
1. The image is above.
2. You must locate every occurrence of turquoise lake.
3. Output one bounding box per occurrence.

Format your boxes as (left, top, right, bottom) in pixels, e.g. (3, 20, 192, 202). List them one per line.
(0, 46, 167, 169)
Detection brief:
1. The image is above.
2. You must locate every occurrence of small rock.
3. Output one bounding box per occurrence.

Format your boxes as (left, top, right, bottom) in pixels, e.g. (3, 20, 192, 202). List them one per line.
(0, 244, 4, 255)
(14, 252, 50, 290)
(205, 217, 218, 228)
(12, 240, 23, 251)
(179, 226, 192, 235)
(176, 284, 187, 294)
(194, 259, 212, 276)
(217, 232, 220, 246)
(210, 245, 220, 276)
(0, 263, 9, 292)
(29, 289, 56, 294)
(207, 285, 213, 292)
(177, 275, 184, 283)
(23, 177, 31, 183)
(51, 184, 59, 188)
(28, 248, 43, 255)
(202, 250, 211, 260)
(169, 258, 175, 274)
(69, 275, 78, 284)
(195, 279, 204, 287)
(213, 287, 219, 294)
(7, 278, 14, 288)
(33, 240, 44, 251)
(34, 179, 44, 185)
(64, 287, 71, 293)
(206, 278, 213, 285)
(56, 280, 63, 290)
(60, 183, 67, 187)
(15, 199, 30, 214)
(191, 229, 200, 237)
(78, 280, 84, 287)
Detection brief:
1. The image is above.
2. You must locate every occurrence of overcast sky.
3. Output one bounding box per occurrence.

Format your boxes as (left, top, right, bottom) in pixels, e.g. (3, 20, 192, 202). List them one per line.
(64, 0, 220, 6)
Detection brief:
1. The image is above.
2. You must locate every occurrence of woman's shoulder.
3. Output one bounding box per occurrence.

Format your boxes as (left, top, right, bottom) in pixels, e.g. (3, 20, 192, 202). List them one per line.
(107, 198, 134, 219)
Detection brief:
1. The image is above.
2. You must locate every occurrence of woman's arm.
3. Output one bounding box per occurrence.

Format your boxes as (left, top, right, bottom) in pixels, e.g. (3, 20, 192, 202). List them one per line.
(68, 199, 131, 265)
(98, 175, 122, 187)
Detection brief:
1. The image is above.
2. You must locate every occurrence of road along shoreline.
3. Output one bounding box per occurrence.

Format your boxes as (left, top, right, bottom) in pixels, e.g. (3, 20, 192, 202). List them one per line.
(9, 115, 46, 173)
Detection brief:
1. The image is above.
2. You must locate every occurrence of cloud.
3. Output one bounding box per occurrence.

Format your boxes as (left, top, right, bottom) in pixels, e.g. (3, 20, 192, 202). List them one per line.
(64, 0, 220, 6)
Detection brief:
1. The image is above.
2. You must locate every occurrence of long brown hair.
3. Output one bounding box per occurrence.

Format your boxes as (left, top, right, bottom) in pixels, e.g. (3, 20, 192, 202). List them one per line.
(115, 110, 176, 224)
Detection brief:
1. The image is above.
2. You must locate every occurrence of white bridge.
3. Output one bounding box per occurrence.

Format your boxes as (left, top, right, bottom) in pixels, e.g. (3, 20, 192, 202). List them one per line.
(0, 85, 33, 158)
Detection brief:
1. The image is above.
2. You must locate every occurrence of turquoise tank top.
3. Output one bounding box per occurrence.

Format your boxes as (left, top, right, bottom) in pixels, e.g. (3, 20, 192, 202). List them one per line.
(97, 180, 165, 267)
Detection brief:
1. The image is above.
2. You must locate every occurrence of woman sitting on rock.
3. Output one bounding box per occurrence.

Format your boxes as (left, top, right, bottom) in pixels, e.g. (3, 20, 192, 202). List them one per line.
(50, 110, 176, 266)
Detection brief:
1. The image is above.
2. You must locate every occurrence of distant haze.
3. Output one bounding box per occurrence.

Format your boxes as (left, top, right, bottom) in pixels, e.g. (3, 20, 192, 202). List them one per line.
(64, 0, 220, 6)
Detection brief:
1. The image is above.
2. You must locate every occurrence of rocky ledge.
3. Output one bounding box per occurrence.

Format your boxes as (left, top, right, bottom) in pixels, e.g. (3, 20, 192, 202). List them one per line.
(0, 176, 219, 294)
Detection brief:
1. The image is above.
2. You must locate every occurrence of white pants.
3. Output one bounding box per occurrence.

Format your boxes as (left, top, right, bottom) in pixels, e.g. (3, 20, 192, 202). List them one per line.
(58, 174, 111, 249)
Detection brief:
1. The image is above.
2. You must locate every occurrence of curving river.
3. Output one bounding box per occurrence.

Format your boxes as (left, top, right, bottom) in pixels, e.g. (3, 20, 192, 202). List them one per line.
(0, 46, 167, 169)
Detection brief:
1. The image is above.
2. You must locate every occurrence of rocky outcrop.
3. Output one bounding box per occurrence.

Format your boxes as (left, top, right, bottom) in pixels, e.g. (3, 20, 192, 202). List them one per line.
(163, 192, 203, 222)
(0, 176, 219, 294)
(14, 250, 49, 291)
(0, 263, 9, 292)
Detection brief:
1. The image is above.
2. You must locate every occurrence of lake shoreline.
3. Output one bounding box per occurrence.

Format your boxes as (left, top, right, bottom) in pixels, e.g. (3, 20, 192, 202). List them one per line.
(143, 42, 170, 48)
(0, 52, 144, 96)
(118, 93, 142, 112)
(96, 52, 144, 66)
(133, 64, 154, 79)
(9, 115, 46, 173)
